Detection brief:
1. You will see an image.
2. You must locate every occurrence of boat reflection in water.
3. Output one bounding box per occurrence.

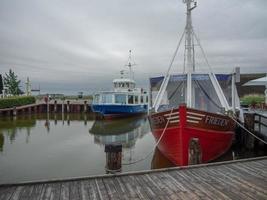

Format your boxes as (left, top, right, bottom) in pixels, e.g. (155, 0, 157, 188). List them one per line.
(89, 117, 150, 173)
(151, 147, 175, 169)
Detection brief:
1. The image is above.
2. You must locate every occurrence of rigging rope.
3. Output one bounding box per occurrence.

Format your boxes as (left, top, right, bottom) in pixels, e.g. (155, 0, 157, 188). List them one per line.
(229, 115, 267, 145)
(193, 31, 213, 73)
(122, 108, 174, 166)
(194, 80, 222, 109)
(153, 30, 185, 109)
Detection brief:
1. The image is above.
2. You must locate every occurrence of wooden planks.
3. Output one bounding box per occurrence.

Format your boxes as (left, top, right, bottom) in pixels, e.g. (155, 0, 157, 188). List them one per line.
(0, 158, 266, 200)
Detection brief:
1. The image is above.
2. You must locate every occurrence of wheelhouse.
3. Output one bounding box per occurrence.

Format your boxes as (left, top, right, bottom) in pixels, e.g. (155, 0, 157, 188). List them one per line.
(93, 92, 148, 105)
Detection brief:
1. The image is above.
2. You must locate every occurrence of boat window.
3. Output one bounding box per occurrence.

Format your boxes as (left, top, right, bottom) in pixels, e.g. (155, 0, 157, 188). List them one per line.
(192, 74, 222, 113)
(115, 94, 126, 104)
(93, 94, 100, 104)
(140, 96, 144, 103)
(216, 74, 232, 107)
(128, 95, 134, 104)
(102, 94, 113, 104)
(146, 96, 148, 103)
(150, 75, 187, 111)
(134, 96, 139, 104)
(126, 83, 129, 88)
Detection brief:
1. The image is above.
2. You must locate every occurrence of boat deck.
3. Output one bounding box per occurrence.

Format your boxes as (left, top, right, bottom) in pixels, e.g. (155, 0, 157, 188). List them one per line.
(0, 157, 266, 200)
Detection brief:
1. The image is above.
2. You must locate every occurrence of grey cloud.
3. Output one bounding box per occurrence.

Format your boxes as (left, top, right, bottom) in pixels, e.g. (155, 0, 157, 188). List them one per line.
(0, 0, 266, 94)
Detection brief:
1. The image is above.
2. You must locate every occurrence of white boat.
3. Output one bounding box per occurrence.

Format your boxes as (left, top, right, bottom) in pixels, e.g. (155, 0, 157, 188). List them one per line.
(91, 51, 148, 119)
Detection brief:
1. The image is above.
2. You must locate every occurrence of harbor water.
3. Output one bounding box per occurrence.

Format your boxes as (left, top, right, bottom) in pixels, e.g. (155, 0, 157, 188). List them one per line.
(0, 113, 266, 184)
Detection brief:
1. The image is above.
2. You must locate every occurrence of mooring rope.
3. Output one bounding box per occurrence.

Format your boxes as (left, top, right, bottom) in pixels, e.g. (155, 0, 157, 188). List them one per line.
(230, 115, 267, 145)
(122, 108, 174, 166)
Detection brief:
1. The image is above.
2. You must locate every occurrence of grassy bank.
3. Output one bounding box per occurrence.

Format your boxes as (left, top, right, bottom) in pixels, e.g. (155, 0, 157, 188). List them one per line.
(240, 94, 265, 107)
(0, 96, 36, 109)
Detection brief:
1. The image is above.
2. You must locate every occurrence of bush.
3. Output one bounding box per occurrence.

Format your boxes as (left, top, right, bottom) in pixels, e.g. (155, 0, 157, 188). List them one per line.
(240, 94, 265, 107)
(0, 96, 36, 109)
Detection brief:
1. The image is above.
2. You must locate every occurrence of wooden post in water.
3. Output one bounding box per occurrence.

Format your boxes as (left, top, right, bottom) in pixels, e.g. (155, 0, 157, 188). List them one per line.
(54, 100, 57, 113)
(67, 101, 70, 113)
(105, 144, 122, 173)
(13, 107, 17, 116)
(188, 138, 202, 165)
(84, 101, 87, 113)
(244, 113, 255, 149)
(62, 100, 64, 113)
(28, 106, 31, 115)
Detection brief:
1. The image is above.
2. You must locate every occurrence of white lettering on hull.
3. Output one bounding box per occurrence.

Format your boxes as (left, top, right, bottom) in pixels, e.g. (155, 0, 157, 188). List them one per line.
(204, 115, 229, 127)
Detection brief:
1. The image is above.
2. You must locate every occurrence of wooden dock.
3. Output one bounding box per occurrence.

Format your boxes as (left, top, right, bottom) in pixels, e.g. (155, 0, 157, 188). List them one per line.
(0, 100, 91, 116)
(0, 157, 266, 200)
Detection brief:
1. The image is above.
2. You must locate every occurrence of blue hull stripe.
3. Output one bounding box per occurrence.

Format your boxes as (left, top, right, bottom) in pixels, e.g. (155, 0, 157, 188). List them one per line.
(91, 104, 148, 115)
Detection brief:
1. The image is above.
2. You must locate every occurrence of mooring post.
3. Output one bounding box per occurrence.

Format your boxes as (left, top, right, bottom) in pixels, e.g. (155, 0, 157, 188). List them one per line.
(13, 106, 17, 116)
(84, 101, 87, 113)
(62, 100, 64, 113)
(244, 113, 255, 149)
(67, 114, 70, 125)
(188, 138, 202, 165)
(28, 106, 31, 115)
(105, 144, 122, 174)
(67, 101, 70, 113)
(54, 100, 57, 113)
(34, 105, 37, 113)
(84, 113, 87, 125)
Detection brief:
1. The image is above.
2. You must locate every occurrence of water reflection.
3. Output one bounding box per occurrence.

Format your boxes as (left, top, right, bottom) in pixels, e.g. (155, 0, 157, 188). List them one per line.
(0, 116, 36, 143)
(89, 117, 150, 148)
(89, 117, 151, 173)
(0, 113, 94, 146)
(151, 148, 175, 169)
(0, 132, 4, 152)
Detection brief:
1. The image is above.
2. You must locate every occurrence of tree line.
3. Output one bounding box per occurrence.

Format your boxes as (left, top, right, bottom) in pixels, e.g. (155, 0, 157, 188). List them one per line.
(0, 69, 23, 96)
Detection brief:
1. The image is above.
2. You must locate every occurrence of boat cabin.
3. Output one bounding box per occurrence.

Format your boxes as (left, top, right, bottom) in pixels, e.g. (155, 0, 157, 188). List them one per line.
(113, 78, 136, 92)
(150, 72, 240, 114)
(93, 92, 148, 105)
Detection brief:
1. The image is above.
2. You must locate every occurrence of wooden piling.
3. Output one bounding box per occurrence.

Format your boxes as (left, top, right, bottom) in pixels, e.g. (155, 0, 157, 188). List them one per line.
(62, 101, 64, 113)
(67, 101, 70, 113)
(84, 101, 87, 113)
(244, 113, 255, 149)
(105, 144, 122, 173)
(54, 100, 57, 113)
(13, 107, 17, 116)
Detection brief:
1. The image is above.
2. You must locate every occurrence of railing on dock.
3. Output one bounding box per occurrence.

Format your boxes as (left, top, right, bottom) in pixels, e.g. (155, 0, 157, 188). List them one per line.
(254, 113, 267, 136)
(0, 100, 92, 117)
(242, 111, 267, 149)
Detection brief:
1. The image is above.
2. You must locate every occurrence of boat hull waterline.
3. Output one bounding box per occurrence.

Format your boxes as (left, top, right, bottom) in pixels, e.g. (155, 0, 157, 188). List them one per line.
(92, 104, 148, 119)
(149, 104, 235, 166)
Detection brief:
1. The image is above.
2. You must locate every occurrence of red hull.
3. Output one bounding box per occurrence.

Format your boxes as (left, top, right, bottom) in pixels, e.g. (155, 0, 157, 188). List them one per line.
(149, 104, 235, 166)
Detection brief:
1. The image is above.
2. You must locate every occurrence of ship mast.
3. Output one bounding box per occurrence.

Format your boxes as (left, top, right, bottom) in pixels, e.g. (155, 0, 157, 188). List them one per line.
(125, 50, 136, 80)
(184, 0, 197, 107)
(184, 0, 197, 72)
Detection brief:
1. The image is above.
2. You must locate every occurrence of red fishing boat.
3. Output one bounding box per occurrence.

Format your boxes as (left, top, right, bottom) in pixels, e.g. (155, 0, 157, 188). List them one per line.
(149, 0, 242, 166)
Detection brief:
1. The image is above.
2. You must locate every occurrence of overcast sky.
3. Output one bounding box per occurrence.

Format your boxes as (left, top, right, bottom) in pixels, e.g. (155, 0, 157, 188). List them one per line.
(0, 0, 266, 94)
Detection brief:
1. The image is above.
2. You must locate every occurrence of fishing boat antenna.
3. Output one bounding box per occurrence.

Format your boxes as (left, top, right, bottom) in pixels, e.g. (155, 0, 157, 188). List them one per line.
(125, 50, 136, 80)
(184, 0, 197, 72)
(152, 0, 197, 111)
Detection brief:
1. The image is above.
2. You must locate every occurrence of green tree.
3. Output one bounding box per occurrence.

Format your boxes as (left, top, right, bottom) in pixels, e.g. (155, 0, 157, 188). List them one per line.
(3, 69, 22, 95)
(0, 74, 3, 94)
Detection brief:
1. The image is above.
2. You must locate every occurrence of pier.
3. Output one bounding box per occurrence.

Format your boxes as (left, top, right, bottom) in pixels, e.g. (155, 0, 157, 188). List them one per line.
(0, 100, 91, 116)
(0, 157, 266, 200)
(240, 111, 267, 149)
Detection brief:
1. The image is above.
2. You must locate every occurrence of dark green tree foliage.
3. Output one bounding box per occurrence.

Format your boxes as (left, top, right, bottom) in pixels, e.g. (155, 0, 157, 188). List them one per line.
(4, 69, 22, 95)
(0, 74, 3, 94)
